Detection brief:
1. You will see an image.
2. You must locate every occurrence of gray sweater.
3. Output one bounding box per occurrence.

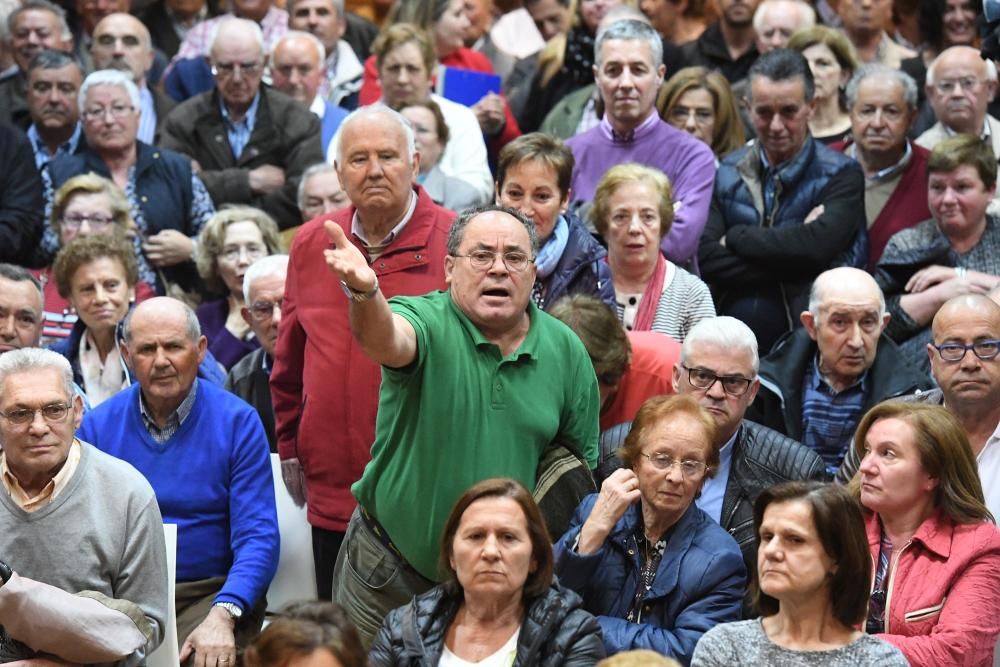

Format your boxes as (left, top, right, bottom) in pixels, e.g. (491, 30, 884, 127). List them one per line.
(0, 442, 169, 664)
(692, 619, 910, 667)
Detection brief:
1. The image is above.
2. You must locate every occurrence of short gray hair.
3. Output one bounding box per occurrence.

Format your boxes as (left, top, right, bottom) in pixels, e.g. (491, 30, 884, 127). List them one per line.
(7, 0, 71, 44)
(595, 19, 662, 70)
(122, 298, 202, 345)
(272, 29, 326, 65)
(208, 17, 264, 58)
(287, 0, 344, 20)
(334, 104, 416, 166)
(297, 162, 337, 211)
(0, 348, 74, 402)
(243, 254, 289, 303)
(79, 68, 139, 113)
(681, 316, 760, 376)
(846, 63, 918, 110)
(753, 0, 815, 33)
(446, 205, 539, 256)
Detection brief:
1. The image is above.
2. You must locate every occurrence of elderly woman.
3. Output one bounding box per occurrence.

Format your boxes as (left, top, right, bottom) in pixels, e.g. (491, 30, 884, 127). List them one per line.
(44, 69, 214, 295)
(593, 163, 715, 341)
(692, 482, 908, 666)
(875, 135, 1000, 375)
(50, 234, 138, 406)
(497, 133, 614, 311)
(401, 100, 483, 212)
(195, 207, 282, 370)
(787, 27, 858, 145)
(370, 477, 606, 665)
(662, 67, 745, 162)
(554, 394, 746, 661)
(35, 174, 155, 346)
(853, 402, 1000, 666)
(244, 601, 366, 667)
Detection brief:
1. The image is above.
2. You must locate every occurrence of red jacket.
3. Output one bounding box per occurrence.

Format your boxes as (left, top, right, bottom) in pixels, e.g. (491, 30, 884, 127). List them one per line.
(270, 187, 454, 531)
(866, 509, 1000, 666)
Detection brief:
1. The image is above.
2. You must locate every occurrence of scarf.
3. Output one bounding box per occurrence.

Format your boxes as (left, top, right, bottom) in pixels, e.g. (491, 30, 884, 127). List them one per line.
(531, 216, 570, 307)
(560, 26, 597, 90)
(633, 253, 667, 331)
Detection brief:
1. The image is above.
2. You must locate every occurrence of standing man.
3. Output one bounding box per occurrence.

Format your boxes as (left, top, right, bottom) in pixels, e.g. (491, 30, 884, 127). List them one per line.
(79, 297, 279, 663)
(679, 0, 760, 83)
(24, 50, 84, 171)
(287, 0, 364, 109)
(270, 106, 454, 603)
(324, 200, 598, 645)
(835, 0, 913, 67)
(160, 17, 324, 229)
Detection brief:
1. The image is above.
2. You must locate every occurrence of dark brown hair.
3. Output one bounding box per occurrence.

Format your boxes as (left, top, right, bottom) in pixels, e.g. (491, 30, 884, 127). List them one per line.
(402, 98, 450, 146)
(243, 601, 365, 667)
(439, 477, 554, 598)
(548, 294, 630, 386)
(496, 133, 575, 200)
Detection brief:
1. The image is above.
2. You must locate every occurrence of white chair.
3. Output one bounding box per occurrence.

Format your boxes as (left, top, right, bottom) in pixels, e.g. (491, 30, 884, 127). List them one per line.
(266, 453, 317, 609)
(147, 524, 179, 667)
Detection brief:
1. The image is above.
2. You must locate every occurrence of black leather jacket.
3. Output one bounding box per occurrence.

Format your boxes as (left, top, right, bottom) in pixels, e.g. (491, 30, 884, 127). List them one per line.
(369, 582, 606, 667)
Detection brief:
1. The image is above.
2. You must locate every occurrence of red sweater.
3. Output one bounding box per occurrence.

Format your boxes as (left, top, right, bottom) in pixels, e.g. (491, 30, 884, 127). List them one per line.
(866, 509, 1000, 666)
(600, 331, 679, 432)
(270, 187, 454, 531)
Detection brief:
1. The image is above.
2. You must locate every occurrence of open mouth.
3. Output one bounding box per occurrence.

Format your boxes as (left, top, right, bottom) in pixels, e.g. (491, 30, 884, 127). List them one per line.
(482, 287, 510, 299)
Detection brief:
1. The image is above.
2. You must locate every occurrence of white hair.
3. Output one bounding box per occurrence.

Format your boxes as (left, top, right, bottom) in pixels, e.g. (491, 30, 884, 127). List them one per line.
(207, 17, 264, 58)
(753, 0, 815, 33)
(272, 29, 326, 65)
(243, 254, 289, 303)
(79, 68, 140, 113)
(926, 47, 998, 86)
(333, 104, 417, 166)
(681, 316, 760, 376)
(0, 348, 74, 402)
(297, 162, 337, 211)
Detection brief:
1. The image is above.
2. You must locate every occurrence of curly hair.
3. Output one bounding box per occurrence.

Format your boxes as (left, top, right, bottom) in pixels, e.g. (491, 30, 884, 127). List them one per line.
(52, 232, 138, 299)
(195, 206, 281, 294)
(50, 172, 132, 240)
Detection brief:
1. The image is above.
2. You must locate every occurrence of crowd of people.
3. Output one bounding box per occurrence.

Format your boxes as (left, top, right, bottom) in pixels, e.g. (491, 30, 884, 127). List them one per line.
(2, 0, 1000, 664)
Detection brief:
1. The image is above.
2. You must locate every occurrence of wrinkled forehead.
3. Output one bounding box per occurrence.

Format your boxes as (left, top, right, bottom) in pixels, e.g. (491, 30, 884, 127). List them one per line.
(461, 212, 531, 250)
(0, 277, 43, 314)
(685, 341, 755, 375)
(933, 304, 1000, 340)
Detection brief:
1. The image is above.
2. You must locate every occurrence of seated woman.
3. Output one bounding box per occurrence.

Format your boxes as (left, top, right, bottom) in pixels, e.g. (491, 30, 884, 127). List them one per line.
(553, 394, 746, 662)
(787, 27, 857, 145)
(195, 207, 282, 370)
(876, 135, 1000, 375)
(244, 601, 366, 667)
(36, 173, 155, 346)
(853, 402, 1000, 666)
(661, 67, 745, 163)
(50, 233, 138, 406)
(400, 100, 484, 212)
(692, 482, 908, 666)
(496, 133, 614, 311)
(593, 164, 715, 341)
(370, 477, 606, 665)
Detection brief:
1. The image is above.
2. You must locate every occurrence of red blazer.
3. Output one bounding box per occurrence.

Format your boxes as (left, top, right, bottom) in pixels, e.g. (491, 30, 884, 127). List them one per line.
(866, 509, 1000, 666)
(270, 186, 454, 531)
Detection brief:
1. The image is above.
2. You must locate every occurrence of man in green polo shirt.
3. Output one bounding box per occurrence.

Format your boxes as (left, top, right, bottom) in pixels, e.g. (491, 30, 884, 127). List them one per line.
(323, 203, 600, 645)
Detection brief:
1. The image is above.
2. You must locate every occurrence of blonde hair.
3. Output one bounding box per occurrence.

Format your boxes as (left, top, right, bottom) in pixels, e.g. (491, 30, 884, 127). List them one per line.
(591, 163, 674, 240)
(661, 66, 745, 158)
(50, 172, 132, 239)
(195, 206, 281, 294)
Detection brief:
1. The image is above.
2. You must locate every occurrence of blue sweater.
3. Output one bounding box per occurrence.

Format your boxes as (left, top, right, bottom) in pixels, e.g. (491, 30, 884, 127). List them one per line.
(78, 380, 279, 610)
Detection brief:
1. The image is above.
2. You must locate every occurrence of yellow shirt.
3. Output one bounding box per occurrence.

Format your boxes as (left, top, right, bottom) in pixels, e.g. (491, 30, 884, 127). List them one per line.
(1, 439, 82, 512)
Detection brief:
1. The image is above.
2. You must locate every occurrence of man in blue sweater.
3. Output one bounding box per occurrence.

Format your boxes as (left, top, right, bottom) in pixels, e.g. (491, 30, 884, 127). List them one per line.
(79, 297, 279, 665)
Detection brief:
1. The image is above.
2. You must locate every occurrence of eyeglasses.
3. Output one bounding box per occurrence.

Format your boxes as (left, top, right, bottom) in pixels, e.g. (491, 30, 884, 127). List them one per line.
(453, 250, 534, 273)
(932, 77, 985, 95)
(0, 402, 72, 426)
(82, 104, 134, 121)
(681, 364, 754, 396)
(211, 61, 263, 77)
(640, 453, 708, 477)
(932, 339, 1000, 362)
(61, 214, 115, 231)
(220, 244, 267, 263)
(249, 299, 283, 322)
(669, 107, 714, 125)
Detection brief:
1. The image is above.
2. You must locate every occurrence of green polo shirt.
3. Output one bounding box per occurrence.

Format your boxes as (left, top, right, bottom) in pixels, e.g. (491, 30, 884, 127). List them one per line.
(352, 290, 599, 581)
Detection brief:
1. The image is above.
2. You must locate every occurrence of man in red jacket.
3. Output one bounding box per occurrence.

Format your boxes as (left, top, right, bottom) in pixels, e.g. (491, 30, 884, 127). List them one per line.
(270, 105, 454, 600)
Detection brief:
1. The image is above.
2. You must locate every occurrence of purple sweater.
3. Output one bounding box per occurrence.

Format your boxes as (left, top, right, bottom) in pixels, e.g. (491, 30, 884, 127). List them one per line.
(568, 115, 716, 266)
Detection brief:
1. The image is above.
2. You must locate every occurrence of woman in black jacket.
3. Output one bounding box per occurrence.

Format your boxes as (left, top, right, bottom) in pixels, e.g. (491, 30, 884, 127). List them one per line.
(369, 478, 606, 666)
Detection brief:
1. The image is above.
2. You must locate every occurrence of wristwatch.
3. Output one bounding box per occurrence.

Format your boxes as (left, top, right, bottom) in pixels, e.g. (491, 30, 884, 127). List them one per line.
(0, 560, 11, 585)
(340, 277, 380, 303)
(213, 602, 243, 621)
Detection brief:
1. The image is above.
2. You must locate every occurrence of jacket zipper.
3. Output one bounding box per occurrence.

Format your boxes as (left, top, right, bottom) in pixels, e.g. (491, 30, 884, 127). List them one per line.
(882, 539, 913, 634)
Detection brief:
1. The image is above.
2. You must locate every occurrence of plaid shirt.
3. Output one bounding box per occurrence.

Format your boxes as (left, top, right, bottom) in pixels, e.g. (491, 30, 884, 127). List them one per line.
(140, 379, 199, 444)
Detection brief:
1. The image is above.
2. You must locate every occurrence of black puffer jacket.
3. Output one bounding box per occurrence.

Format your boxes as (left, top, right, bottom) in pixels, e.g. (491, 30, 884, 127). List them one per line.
(369, 582, 606, 666)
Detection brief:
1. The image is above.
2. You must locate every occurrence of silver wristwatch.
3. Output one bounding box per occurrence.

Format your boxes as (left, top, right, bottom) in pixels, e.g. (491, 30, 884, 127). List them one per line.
(213, 601, 243, 621)
(340, 277, 380, 303)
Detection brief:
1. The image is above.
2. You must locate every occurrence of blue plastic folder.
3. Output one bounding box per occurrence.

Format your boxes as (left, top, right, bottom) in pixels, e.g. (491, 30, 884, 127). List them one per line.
(435, 66, 502, 107)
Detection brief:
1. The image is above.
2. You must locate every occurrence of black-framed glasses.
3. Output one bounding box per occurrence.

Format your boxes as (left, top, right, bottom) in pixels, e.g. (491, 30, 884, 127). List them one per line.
(932, 339, 1000, 362)
(0, 402, 73, 426)
(640, 453, 708, 477)
(249, 299, 283, 323)
(452, 250, 534, 273)
(681, 364, 753, 396)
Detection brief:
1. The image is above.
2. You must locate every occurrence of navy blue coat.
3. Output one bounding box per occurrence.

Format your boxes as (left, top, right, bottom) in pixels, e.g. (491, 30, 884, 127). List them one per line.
(554, 495, 746, 664)
(541, 214, 615, 312)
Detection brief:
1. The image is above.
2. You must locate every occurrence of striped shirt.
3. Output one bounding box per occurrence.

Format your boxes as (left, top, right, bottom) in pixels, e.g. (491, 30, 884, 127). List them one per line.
(140, 379, 198, 444)
(614, 262, 716, 342)
(800, 357, 867, 476)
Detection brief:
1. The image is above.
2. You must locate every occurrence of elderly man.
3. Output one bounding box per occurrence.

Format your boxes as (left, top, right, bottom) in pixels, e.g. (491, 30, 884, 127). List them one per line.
(91, 13, 175, 144)
(79, 297, 279, 663)
(568, 18, 716, 269)
(279, 161, 349, 246)
(839, 65, 930, 268)
(71, 0, 129, 69)
(836, 0, 914, 66)
(838, 294, 1000, 517)
(671, 315, 825, 588)
(0, 347, 168, 663)
(753, 0, 814, 53)
(25, 50, 84, 171)
(322, 197, 598, 644)
(746, 267, 931, 475)
(287, 0, 364, 109)
(699, 48, 867, 354)
(271, 31, 348, 158)
(226, 254, 288, 451)
(160, 18, 323, 230)
(0, 0, 74, 129)
(271, 106, 453, 604)
(0, 265, 45, 354)
(679, 0, 760, 82)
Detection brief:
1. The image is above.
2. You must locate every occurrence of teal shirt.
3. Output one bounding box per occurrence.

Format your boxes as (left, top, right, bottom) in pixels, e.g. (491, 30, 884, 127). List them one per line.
(352, 290, 599, 581)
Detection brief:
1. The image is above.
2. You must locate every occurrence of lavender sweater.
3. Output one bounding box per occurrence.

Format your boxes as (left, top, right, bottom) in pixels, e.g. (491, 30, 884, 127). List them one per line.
(568, 115, 716, 266)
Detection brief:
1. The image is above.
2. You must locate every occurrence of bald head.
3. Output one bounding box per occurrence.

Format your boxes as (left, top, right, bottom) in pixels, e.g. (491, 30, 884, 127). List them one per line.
(270, 31, 325, 105)
(92, 13, 153, 85)
(809, 267, 885, 320)
(929, 294, 1000, 410)
(933, 294, 1000, 338)
(926, 46, 998, 135)
(124, 297, 201, 345)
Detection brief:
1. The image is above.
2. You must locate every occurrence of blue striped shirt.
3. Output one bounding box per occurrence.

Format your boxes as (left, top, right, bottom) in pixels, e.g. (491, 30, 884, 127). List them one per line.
(220, 92, 260, 160)
(801, 357, 868, 476)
